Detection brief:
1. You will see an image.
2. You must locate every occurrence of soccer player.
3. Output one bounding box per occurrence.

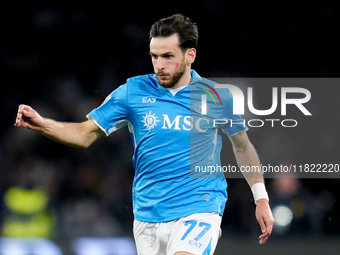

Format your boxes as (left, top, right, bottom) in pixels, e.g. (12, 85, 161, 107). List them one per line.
(15, 14, 274, 255)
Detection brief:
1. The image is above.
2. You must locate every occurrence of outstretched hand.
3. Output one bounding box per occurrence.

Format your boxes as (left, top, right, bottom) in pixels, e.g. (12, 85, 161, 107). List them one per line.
(255, 199, 275, 245)
(14, 104, 44, 131)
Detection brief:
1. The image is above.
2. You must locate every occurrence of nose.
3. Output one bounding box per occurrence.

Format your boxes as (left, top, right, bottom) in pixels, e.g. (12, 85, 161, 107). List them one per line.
(156, 58, 165, 70)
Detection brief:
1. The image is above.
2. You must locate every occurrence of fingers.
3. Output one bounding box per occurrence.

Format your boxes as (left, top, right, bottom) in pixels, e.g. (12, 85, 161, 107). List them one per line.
(256, 201, 275, 245)
(259, 229, 270, 244)
(257, 214, 266, 234)
(265, 217, 274, 236)
(14, 105, 23, 127)
(14, 105, 25, 127)
(258, 216, 274, 244)
(18, 104, 27, 112)
(259, 235, 269, 245)
(257, 217, 268, 244)
(14, 104, 33, 127)
(21, 105, 35, 118)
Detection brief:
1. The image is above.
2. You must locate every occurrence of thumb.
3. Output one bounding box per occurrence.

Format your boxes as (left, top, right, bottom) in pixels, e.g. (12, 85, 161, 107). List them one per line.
(22, 106, 36, 118)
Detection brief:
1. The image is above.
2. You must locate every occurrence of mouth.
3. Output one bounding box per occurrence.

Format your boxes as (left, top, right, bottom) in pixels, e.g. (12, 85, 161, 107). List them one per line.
(156, 73, 169, 80)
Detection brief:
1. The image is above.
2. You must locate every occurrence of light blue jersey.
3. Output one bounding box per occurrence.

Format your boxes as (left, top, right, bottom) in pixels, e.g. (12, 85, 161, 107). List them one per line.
(87, 70, 247, 222)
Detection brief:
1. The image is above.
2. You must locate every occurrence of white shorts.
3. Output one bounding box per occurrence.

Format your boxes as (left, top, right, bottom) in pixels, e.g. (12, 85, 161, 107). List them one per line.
(133, 212, 222, 255)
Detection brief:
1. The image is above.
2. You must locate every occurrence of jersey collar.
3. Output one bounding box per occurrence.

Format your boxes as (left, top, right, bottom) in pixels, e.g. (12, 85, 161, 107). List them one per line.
(190, 69, 201, 79)
(190, 69, 202, 85)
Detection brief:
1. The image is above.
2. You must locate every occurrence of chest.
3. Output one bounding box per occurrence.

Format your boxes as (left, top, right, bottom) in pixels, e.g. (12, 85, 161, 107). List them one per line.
(127, 91, 225, 148)
(129, 92, 191, 134)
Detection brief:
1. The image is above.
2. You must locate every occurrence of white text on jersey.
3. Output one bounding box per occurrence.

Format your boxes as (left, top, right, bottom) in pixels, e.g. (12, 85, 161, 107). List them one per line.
(142, 97, 156, 103)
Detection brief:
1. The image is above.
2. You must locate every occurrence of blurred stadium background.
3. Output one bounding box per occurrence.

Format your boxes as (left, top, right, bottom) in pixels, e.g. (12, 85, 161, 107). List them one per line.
(1, 1, 339, 254)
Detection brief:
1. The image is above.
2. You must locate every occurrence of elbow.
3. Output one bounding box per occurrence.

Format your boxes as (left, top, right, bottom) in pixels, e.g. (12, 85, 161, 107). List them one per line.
(77, 141, 93, 149)
(75, 131, 99, 149)
(77, 144, 90, 149)
(233, 141, 255, 154)
(233, 144, 247, 154)
(70, 140, 93, 149)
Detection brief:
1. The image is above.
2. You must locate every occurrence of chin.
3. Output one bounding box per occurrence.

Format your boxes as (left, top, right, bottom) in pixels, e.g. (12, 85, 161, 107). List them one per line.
(160, 83, 175, 88)
(157, 79, 175, 88)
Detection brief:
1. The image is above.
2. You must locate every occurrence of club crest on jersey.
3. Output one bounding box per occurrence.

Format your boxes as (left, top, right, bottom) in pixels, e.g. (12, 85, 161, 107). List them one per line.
(142, 111, 161, 131)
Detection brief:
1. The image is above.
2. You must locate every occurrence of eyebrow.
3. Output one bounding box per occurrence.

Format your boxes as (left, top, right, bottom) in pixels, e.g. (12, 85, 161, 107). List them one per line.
(149, 51, 173, 56)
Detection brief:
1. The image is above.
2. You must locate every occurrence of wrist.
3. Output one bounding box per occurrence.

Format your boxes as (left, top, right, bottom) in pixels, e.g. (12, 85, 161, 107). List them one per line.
(251, 182, 269, 205)
(256, 198, 269, 205)
(36, 117, 49, 133)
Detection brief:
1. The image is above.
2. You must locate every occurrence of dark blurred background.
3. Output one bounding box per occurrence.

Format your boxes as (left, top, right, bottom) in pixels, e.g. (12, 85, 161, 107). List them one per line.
(1, 1, 339, 254)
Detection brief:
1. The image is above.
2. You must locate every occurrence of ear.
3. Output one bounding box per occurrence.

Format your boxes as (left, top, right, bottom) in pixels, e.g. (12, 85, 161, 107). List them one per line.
(185, 48, 196, 65)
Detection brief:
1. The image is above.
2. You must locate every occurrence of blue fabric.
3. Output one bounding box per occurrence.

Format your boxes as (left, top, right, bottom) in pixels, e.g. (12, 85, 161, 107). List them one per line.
(87, 70, 247, 222)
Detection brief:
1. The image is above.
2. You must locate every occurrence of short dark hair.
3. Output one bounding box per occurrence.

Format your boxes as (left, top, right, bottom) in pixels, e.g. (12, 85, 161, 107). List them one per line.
(149, 14, 199, 51)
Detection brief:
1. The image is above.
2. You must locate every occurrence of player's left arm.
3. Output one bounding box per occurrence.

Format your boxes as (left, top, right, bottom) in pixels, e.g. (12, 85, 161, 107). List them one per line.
(228, 131, 275, 245)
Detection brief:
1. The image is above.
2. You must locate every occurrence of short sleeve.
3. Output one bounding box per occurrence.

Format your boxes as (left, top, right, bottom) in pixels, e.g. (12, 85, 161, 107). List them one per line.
(87, 84, 128, 136)
(220, 88, 248, 136)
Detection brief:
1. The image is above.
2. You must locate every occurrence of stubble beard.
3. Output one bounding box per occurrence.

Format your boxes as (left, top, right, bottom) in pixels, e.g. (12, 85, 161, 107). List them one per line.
(156, 60, 187, 89)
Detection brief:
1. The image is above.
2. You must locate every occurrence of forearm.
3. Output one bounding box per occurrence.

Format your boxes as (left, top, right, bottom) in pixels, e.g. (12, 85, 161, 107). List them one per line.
(233, 141, 264, 187)
(229, 132, 274, 243)
(39, 118, 98, 148)
(15, 104, 102, 148)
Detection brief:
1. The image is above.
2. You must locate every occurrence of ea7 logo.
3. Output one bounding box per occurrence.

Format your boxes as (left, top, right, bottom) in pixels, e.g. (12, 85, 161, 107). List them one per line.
(142, 97, 156, 103)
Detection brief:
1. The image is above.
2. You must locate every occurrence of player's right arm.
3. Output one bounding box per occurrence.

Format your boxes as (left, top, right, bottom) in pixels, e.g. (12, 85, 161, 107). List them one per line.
(14, 104, 104, 148)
